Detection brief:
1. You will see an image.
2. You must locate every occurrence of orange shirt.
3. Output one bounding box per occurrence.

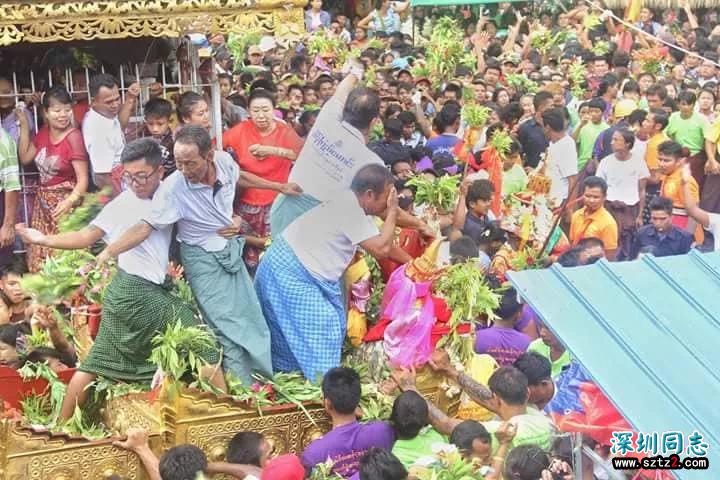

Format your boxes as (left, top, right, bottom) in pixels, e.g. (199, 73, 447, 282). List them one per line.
(222, 120, 303, 206)
(569, 206, 619, 250)
(662, 168, 703, 243)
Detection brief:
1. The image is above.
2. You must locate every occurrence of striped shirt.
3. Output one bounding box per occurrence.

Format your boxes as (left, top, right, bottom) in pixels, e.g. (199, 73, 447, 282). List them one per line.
(0, 128, 20, 193)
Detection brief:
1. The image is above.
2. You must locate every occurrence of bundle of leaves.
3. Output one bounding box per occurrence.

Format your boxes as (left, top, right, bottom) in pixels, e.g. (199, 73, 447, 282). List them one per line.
(227, 31, 263, 67)
(435, 262, 500, 363)
(254, 371, 323, 425)
(592, 40, 611, 57)
(148, 320, 218, 384)
(462, 103, 491, 129)
(414, 448, 484, 480)
(424, 17, 465, 88)
(505, 73, 539, 95)
(489, 128, 514, 157)
(364, 255, 386, 324)
(57, 187, 112, 233)
(348, 359, 394, 422)
(307, 31, 349, 65)
(406, 174, 460, 213)
(568, 59, 588, 99)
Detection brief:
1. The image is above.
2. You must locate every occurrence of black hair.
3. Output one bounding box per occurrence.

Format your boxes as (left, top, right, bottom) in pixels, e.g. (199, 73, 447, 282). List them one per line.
(359, 448, 408, 480)
(175, 124, 212, 157)
(435, 103, 461, 132)
(397, 81, 414, 93)
(0, 323, 28, 348)
(576, 236, 605, 252)
(343, 87, 380, 130)
(315, 75, 334, 90)
(42, 85, 73, 109)
(586, 97, 606, 112)
(487, 366, 529, 406)
(494, 287, 523, 322)
(249, 79, 277, 95)
(176, 91, 206, 124)
(383, 118, 403, 140)
(24, 347, 76, 368)
(677, 90, 697, 105)
(477, 222, 507, 244)
(699, 88, 717, 103)
(444, 83, 462, 97)
(449, 420, 491, 452)
(226, 431, 264, 466)
(645, 84, 668, 100)
(289, 55, 307, 73)
(500, 102, 523, 127)
(582, 175, 608, 195)
(613, 128, 636, 149)
(397, 111, 416, 126)
(533, 91, 553, 110)
(144, 98, 173, 119)
(321, 367, 362, 414)
(649, 196, 673, 214)
(248, 88, 276, 108)
(657, 140, 685, 159)
(121, 138, 163, 168)
(556, 247, 581, 267)
(89, 73, 118, 98)
(0, 256, 27, 278)
(663, 97, 677, 111)
(390, 391, 429, 440)
(627, 109, 647, 127)
(504, 445, 550, 480)
(541, 108, 565, 132)
(449, 236, 480, 263)
(158, 445, 208, 480)
(513, 352, 552, 386)
(351, 164, 394, 197)
(492, 87, 510, 104)
(287, 83, 304, 96)
(648, 108, 669, 130)
(384, 103, 403, 120)
(622, 79, 640, 95)
(465, 179, 494, 208)
(299, 109, 319, 127)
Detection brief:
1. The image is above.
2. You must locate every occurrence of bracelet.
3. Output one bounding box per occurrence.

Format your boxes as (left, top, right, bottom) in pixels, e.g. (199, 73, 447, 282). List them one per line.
(492, 456, 506, 463)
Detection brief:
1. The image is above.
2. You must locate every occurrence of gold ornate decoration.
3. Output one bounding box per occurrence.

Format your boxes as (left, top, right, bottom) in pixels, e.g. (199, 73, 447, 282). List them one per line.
(0, 0, 307, 46)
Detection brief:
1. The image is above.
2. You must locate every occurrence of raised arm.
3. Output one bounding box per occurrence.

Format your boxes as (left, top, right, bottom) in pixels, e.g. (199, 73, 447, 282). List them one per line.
(428, 349, 497, 412)
(17, 223, 105, 250)
(119, 83, 141, 130)
(238, 170, 303, 196)
(113, 429, 162, 480)
(15, 108, 37, 165)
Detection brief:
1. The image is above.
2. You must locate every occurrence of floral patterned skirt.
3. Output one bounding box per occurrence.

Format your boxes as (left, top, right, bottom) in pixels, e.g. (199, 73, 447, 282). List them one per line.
(235, 202, 272, 272)
(27, 182, 74, 272)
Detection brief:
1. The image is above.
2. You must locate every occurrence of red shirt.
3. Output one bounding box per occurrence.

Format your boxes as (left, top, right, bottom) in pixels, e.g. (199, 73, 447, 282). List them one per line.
(223, 120, 303, 206)
(32, 127, 88, 187)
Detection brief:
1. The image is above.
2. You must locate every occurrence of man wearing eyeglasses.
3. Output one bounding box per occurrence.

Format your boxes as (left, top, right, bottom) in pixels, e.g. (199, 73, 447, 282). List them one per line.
(16, 137, 227, 421)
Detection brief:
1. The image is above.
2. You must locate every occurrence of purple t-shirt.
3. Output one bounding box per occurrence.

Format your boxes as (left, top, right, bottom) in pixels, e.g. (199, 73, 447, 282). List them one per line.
(302, 421, 395, 478)
(516, 305, 539, 335)
(474, 326, 532, 366)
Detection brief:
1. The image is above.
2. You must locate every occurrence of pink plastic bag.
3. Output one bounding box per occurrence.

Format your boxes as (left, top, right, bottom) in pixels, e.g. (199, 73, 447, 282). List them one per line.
(382, 265, 435, 368)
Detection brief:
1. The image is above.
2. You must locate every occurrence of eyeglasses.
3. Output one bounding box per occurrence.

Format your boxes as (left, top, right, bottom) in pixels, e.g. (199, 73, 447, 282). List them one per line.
(120, 166, 160, 185)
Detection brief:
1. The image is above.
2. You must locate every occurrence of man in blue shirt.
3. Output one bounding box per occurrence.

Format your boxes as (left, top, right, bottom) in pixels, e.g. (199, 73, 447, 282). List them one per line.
(630, 197, 694, 260)
(517, 91, 553, 169)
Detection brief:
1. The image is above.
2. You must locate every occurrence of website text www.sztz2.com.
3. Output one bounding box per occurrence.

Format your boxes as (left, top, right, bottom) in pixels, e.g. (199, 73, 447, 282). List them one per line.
(612, 455, 709, 470)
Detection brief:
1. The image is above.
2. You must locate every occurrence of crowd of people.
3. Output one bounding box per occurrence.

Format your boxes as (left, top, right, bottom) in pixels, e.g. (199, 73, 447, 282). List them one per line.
(2, 0, 720, 478)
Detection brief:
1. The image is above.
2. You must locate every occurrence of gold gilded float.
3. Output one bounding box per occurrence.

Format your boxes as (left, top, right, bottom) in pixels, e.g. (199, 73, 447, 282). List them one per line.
(0, 0, 307, 46)
(1, 367, 457, 479)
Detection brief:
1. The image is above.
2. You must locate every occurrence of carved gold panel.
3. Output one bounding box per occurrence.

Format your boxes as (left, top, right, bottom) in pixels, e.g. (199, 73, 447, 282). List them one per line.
(0, 0, 307, 46)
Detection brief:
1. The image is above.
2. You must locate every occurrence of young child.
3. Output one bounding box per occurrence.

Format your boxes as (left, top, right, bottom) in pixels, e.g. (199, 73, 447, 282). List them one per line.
(0, 261, 30, 325)
(142, 98, 176, 178)
(454, 179, 495, 245)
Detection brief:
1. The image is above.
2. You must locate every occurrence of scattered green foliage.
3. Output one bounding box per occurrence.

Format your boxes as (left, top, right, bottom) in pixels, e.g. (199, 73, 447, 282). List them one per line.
(58, 187, 112, 233)
(406, 174, 460, 213)
(505, 73, 539, 95)
(489, 129, 514, 157)
(149, 320, 217, 382)
(462, 103, 491, 128)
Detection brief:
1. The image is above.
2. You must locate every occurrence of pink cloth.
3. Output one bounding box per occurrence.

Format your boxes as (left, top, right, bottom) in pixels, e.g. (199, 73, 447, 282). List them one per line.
(381, 265, 435, 367)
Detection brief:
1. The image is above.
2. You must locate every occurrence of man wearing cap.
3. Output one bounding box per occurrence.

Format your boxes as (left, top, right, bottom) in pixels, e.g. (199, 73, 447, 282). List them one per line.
(591, 98, 636, 167)
(247, 45, 264, 67)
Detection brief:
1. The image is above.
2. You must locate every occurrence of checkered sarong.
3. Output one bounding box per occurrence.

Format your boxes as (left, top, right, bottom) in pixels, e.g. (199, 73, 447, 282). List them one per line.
(254, 236, 345, 382)
(81, 270, 219, 382)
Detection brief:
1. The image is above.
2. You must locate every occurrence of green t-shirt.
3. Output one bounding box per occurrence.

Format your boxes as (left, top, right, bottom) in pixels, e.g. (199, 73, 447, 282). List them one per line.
(577, 121, 608, 169)
(502, 164, 528, 197)
(527, 338, 571, 378)
(483, 407, 555, 453)
(392, 426, 447, 468)
(665, 112, 708, 156)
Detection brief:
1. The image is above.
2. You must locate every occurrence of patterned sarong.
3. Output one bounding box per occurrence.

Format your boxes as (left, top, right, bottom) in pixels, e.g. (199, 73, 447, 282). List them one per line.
(269, 193, 321, 238)
(27, 181, 74, 272)
(81, 269, 219, 382)
(235, 202, 272, 272)
(181, 237, 272, 384)
(254, 236, 345, 383)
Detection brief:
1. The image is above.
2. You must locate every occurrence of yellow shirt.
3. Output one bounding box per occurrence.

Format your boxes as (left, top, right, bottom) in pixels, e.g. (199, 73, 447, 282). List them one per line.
(645, 132, 669, 171)
(570, 206, 619, 250)
(706, 117, 720, 154)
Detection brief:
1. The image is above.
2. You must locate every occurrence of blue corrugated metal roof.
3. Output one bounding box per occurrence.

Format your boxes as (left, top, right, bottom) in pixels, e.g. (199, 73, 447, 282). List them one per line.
(507, 251, 720, 479)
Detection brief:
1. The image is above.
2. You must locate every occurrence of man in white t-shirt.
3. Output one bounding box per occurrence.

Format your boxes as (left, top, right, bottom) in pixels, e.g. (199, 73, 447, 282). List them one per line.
(82, 73, 140, 194)
(596, 129, 650, 260)
(542, 108, 578, 206)
(17, 138, 226, 420)
(256, 164, 399, 381)
(682, 164, 720, 251)
(270, 59, 430, 238)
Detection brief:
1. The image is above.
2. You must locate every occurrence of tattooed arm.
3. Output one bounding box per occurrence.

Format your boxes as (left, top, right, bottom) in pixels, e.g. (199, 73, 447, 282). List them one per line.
(428, 349, 498, 414)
